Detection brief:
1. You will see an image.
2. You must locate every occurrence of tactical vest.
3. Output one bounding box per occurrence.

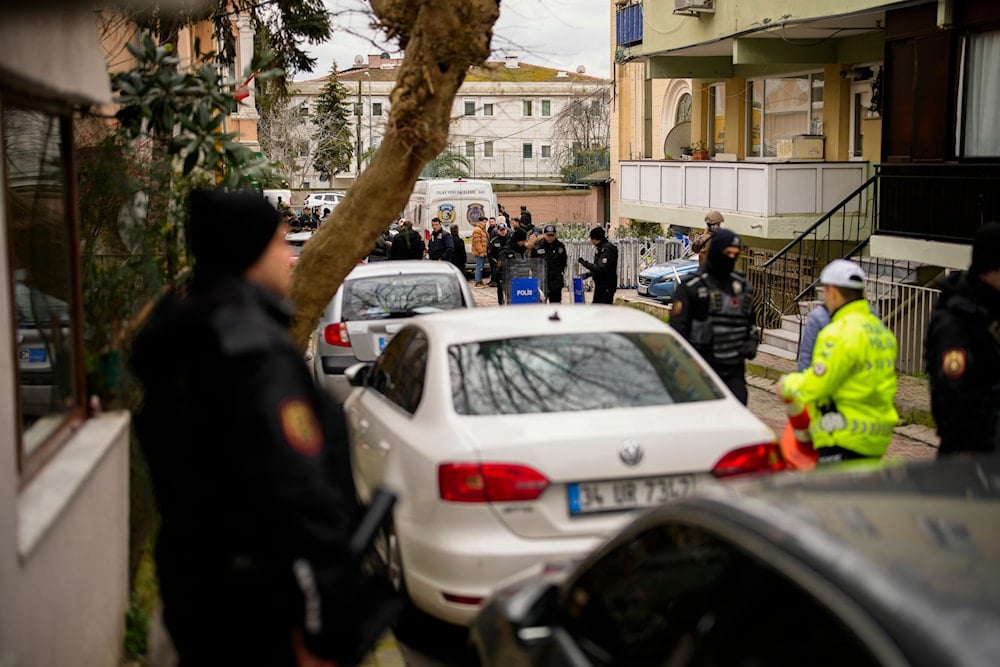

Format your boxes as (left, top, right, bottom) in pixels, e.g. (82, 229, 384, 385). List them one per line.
(689, 273, 754, 366)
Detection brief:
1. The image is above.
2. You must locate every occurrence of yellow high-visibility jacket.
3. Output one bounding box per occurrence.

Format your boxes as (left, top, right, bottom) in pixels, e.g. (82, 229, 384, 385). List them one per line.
(780, 298, 899, 457)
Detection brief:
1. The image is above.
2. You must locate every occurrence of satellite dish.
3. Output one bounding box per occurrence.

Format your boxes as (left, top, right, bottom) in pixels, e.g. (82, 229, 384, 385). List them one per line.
(353, 55, 364, 66)
(576, 65, 586, 74)
(380, 51, 390, 59)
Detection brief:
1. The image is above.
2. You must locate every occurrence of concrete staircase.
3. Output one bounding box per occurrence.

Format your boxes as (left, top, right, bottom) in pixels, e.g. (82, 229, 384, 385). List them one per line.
(759, 314, 800, 361)
(759, 299, 823, 362)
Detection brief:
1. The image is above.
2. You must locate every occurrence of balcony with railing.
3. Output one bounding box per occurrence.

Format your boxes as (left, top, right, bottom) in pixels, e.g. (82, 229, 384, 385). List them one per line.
(618, 159, 869, 238)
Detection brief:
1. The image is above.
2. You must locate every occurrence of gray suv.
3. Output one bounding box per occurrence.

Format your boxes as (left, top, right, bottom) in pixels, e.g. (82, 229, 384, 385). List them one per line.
(312, 260, 475, 401)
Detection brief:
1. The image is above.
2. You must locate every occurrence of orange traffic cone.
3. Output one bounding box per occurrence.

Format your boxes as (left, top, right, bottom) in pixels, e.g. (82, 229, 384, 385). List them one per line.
(780, 396, 818, 470)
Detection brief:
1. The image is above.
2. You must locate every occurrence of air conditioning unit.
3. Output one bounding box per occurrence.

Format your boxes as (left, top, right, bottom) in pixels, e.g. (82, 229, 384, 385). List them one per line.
(674, 0, 715, 15)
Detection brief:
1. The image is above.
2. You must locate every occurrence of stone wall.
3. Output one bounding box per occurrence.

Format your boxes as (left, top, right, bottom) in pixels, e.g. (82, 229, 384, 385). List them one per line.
(497, 188, 604, 228)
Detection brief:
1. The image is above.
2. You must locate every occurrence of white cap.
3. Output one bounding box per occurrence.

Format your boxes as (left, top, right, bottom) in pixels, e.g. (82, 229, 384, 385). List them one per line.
(819, 259, 866, 290)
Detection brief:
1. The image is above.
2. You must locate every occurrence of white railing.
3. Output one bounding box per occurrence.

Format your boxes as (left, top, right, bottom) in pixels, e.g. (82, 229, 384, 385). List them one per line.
(619, 159, 868, 219)
(867, 277, 940, 375)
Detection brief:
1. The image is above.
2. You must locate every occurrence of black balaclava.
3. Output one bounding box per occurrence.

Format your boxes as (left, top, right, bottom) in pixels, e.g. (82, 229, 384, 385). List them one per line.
(705, 227, 741, 278)
(187, 189, 280, 277)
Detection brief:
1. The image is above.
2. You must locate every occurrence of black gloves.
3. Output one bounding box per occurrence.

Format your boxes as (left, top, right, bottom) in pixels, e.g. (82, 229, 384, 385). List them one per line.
(577, 257, 586, 265)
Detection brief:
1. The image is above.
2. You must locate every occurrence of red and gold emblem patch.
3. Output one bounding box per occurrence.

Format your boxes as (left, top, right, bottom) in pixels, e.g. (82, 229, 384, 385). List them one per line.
(671, 299, 683, 316)
(280, 398, 323, 456)
(941, 348, 967, 379)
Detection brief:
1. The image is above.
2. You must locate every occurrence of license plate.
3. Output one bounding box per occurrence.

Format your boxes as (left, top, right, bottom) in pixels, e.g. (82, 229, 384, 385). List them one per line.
(20, 347, 47, 363)
(637, 285, 648, 295)
(567, 474, 695, 515)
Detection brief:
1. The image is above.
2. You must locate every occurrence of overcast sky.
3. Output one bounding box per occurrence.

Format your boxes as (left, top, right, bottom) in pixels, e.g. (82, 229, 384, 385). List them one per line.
(298, 0, 611, 80)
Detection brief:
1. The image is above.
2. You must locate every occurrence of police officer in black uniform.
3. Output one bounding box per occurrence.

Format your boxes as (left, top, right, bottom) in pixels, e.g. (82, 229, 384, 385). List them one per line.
(530, 224, 568, 303)
(488, 223, 510, 303)
(578, 226, 619, 304)
(670, 228, 758, 404)
(130, 190, 395, 666)
(925, 221, 1000, 457)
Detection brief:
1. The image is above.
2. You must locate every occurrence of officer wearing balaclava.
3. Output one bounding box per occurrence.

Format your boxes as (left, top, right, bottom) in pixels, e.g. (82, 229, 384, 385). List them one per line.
(670, 228, 758, 404)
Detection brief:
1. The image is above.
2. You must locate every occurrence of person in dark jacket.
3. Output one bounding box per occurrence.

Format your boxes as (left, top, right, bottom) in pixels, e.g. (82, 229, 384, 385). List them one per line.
(926, 221, 1000, 457)
(449, 223, 467, 274)
(130, 190, 396, 666)
(389, 219, 425, 260)
(578, 226, 618, 305)
(368, 229, 392, 262)
(530, 224, 568, 303)
(488, 223, 510, 302)
(670, 228, 758, 405)
(518, 205, 533, 234)
(427, 217, 454, 261)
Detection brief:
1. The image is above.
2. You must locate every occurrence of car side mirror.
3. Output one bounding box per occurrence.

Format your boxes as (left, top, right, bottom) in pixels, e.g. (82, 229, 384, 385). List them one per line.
(345, 362, 373, 387)
(501, 581, 561, 646)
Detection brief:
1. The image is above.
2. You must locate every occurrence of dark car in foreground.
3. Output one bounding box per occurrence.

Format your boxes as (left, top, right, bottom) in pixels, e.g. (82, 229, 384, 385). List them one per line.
(472, 457, 1000, 667)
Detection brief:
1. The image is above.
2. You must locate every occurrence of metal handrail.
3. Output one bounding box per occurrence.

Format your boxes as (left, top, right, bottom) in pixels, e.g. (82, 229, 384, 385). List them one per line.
(762, 174, 878, 269)
(751, 173, 880, 332)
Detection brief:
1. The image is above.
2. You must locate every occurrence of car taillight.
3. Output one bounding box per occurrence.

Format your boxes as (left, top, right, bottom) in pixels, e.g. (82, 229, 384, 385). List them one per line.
(323, 322, 351, 347)
(712, 443, 786, 478)
(438, 463, 549, 502)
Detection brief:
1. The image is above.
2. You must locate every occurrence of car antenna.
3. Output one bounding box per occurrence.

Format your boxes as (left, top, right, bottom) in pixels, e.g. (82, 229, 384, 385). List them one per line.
(548, 310, 561, 322)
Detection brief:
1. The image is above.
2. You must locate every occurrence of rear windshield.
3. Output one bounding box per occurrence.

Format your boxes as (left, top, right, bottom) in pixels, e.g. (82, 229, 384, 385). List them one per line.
(449, 332, 724, 415)
(343, 274, 466, 321)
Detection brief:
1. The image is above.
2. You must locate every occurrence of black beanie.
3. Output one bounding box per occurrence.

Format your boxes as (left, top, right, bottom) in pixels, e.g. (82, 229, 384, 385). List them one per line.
(589, 226, 606, 241)
(187, 189, 281, 276)
(970, 221, 1000, 275)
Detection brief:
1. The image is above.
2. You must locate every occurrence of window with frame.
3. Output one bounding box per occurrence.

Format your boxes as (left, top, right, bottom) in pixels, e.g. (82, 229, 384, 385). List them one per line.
(522, 100, 533, 117)
(483, 103, 494, 117)
(962, 29, 1000, 157)
(747, 72, 824, 158)
(464, 100, 476, 116)
(708, 83, 726, 155)
(541, 144, 551, 158)
(522, 143, 533, 159)
(465, 141, 475, 158)
(541, 100, 551, 116)
(3, 98, 85, 477)
(371, 102, 382, 117)
(298, 105, 309, 117)
(483, 141, 494, 158)
(676, 93, 692, 124)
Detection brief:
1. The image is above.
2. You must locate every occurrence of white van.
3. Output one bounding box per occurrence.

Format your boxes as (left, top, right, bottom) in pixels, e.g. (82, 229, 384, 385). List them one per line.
(405, 177, 496, 241)
(303, 192, 346, 211)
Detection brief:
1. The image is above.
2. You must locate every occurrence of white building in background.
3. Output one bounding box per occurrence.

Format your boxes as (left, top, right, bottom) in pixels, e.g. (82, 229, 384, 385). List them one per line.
(287, 53, 609, 190)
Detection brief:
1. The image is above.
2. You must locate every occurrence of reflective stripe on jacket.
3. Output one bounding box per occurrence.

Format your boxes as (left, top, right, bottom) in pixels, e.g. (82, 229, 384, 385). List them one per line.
(780, 298, 898, 457)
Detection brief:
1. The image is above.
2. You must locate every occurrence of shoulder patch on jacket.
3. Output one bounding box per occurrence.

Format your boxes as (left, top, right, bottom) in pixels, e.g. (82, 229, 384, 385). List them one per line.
(280, 398, 323, 456)
(941, 348, 967, 379)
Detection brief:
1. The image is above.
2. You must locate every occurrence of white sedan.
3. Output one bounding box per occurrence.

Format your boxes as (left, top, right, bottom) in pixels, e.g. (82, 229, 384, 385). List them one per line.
(343, 304, 781, 626)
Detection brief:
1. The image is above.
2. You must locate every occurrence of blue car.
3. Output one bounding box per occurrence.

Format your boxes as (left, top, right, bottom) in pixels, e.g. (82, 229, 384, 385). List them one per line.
(637, 258, 700, 303)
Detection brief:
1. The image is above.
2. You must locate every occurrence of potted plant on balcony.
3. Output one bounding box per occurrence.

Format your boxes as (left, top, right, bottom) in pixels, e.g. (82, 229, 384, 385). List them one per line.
(691, 140, 710, 160)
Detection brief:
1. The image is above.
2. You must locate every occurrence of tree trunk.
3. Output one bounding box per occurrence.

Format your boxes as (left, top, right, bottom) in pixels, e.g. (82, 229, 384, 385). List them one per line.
(289, 0, 500, 349)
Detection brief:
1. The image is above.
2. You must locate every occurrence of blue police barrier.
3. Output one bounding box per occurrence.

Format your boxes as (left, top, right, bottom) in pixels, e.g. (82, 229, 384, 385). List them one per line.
(510, 277, 539, 304)
(573, 276, 585, 303)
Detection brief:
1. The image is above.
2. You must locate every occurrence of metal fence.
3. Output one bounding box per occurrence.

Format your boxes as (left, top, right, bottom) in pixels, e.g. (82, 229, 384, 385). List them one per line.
(564, 237, 684, 289)
(867, 277, 940, 375)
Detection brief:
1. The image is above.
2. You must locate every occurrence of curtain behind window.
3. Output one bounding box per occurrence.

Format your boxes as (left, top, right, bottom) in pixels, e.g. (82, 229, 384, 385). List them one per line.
(965, 30, 1000, 157)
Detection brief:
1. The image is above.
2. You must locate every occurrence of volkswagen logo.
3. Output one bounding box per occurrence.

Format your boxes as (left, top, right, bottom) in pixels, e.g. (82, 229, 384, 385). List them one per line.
(618, 439, 643, 466)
